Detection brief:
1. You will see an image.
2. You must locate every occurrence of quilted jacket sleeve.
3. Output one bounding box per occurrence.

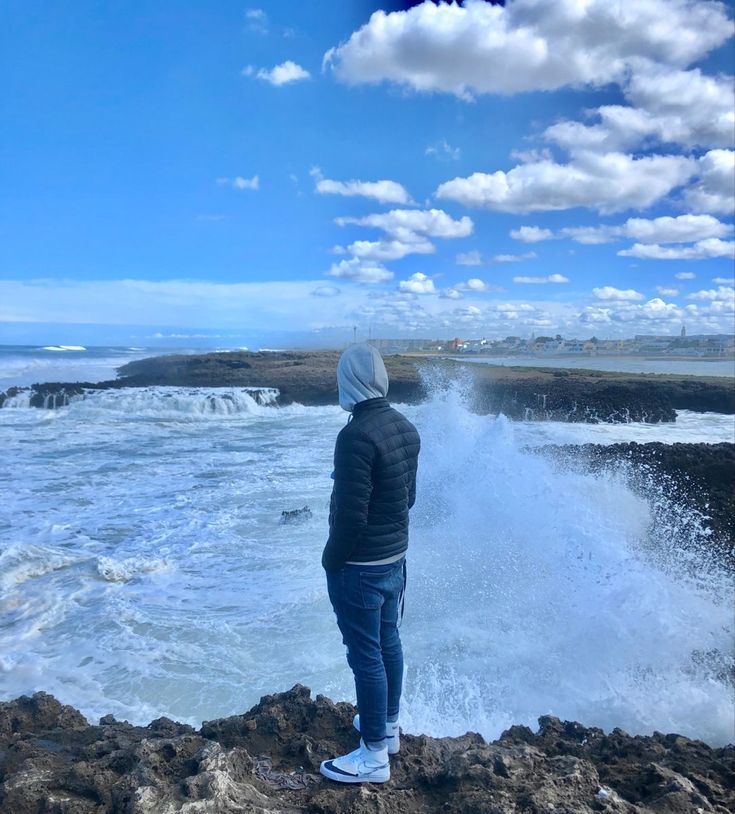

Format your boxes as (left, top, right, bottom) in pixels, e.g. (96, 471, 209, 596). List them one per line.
(321, 426, 376, 572)
(408, 451, 418, 510)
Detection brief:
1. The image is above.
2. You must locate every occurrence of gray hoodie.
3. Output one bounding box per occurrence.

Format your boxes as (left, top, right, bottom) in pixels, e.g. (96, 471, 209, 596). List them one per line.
(337, 343, 389, 412)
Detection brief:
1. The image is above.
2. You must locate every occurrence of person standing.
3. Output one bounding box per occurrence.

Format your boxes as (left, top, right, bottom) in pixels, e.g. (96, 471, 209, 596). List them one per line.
(320, 343, 421, 784)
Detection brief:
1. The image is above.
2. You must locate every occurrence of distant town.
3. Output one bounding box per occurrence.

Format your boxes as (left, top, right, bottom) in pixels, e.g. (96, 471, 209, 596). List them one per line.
(370, 329, 735, 359)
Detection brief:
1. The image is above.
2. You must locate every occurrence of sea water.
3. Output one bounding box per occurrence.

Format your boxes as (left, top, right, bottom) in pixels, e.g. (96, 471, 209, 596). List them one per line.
(1, 382, 732, 745)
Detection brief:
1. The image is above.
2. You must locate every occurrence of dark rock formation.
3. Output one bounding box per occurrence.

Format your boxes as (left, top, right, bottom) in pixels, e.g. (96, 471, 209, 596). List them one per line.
(2, 352, 733, 422)
(1, 686, 732, 813)
(279, 506, 313, 525)
(538, 442, 735, 554)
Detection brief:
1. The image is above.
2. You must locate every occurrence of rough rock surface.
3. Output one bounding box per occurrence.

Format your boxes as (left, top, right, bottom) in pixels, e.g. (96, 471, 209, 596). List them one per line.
(539, 442, 735, 553)
(1, 686, 733, 813)
(2, 352, 733, 421)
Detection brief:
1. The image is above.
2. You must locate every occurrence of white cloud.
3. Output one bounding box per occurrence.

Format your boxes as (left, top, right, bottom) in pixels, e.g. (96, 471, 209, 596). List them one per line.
(440, 288, 463, 300)
(7, 278, 733, 338)
(561, 214, 733, 245)
(510, 226, 554, 243)
(313, 170, 411, 204)
(676, 272, 697, 279)
(426, 139, 460, 160)
(455, 278, 501, 293)
(324, 0, 732, 98)
(686, 285, 735, 302)
(245, 8, 268, 34)
(343, 237, 434, 262)
(336, 208, 473, 240)
(217, 175, 259, 190)
(435, 152, 695, 214)
(327, 258, 393, 284)
(684, 149, 735, 214)
(657, 287, 680, 297)
(593, 286, 645, 301)
(580, 297, 687, 326)
(398, 272, 436, 295)
(493, 252, 537, 263)
(456, 251, 483, 266)
(250, 60, 310, 86)
(311, 285, 340, 297)
(713, 276, 734, 285)
(544, 68, 735, 154)
(618, 238, 735, 260)
(513, 274, 569, 284)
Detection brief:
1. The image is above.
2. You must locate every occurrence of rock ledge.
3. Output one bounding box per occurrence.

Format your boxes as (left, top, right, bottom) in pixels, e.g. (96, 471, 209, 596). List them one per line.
(1, 686, 733, 813)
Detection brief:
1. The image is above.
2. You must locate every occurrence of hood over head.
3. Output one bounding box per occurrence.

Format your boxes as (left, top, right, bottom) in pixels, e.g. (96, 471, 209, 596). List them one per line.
(337, 343, 389, 412)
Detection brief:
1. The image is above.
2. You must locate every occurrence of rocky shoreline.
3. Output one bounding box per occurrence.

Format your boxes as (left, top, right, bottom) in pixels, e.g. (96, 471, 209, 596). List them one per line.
(1, 686, 733, 814)
(1, 351, 733, 422)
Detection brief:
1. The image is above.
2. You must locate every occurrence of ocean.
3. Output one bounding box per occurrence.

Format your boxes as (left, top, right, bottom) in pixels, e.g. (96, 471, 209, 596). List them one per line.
(1, 346, 733, 745)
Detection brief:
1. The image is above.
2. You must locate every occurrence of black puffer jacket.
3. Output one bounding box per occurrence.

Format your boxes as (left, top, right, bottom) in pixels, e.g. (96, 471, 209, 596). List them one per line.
(322, 397, 421, 572)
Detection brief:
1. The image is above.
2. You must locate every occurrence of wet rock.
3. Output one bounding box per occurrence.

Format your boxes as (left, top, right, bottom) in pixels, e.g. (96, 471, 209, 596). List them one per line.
(279, 507, 312, 525)
(6, 352, 732, 422)
(537, 442, 735, 551)
(1, 686, 733, 813)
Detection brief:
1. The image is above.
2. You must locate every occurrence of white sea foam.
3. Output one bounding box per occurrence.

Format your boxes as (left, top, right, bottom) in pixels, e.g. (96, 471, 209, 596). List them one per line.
(0, 381, 731, 742)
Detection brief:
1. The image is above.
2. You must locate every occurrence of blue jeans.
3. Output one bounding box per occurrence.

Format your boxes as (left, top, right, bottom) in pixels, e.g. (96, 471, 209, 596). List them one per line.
(326, 558, 406, 745)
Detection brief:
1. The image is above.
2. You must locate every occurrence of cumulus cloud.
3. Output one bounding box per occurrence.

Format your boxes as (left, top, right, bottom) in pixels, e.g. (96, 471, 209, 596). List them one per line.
(398, 272, 436, 295)
(246, 60, 310, 86)
(514, 274, 569, 284)
(440, 288, 463, 300)
(455, 278, 502, 293)
(544, 68, 735, 154)
(312, 168, 411, 204)
(327, 257, 393, 284)
(593, 286, 645, 301)
(580, 297, 687, 326)
(324, 0, 732, 98)
(336, 208, 472, 240)
(510, 226, 554, 243)
(435, 152, 695, 214)
(713, 276, 734, 285)
(618, 238, 735, 260)
(657, 287, 680, 297)
(686, 285, 735, 302)
(561, 214, 733, 245)
(344, 237, 434, 262)
(217, 175, 259, 190)
(684, 149, 735, 214)
(676, 272, 697, 280)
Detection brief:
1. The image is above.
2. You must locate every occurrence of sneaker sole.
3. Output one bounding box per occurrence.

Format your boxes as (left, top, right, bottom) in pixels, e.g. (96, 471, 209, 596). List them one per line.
(319, 762, 390, 784)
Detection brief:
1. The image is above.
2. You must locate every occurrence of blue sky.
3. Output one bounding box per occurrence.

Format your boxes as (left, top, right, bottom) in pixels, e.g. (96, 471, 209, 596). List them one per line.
(1, 0, 733, 346)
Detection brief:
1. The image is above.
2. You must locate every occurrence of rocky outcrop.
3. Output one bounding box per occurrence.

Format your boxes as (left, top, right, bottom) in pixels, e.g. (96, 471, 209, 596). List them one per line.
(2, 352, 733, 422)
(538, 442, 735, 553)
(1, 686, 732, 813)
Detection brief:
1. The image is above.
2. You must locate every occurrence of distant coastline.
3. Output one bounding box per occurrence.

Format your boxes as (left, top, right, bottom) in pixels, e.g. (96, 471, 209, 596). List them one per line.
(2, 350, 734, 420)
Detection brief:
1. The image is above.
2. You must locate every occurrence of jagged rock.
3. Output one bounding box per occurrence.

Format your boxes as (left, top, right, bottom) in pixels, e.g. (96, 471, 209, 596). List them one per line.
(1, 686, 733, 813)
(279, 507, 312, 525)
(4, 351, 733, 422)
(537, 442, 735, 551)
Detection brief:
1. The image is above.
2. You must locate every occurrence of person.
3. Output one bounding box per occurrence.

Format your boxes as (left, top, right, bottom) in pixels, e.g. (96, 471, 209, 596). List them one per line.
(319, 343, 421, 784)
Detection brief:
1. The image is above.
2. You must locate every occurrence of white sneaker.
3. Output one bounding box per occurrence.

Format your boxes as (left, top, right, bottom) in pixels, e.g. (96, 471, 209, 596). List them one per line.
(353, 714, 400, 755)
(320, 739, 390, 783)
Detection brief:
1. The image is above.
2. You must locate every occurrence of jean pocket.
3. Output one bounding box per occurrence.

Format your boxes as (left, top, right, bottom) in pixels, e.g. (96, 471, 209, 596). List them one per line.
(358, 570, 388, 610)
